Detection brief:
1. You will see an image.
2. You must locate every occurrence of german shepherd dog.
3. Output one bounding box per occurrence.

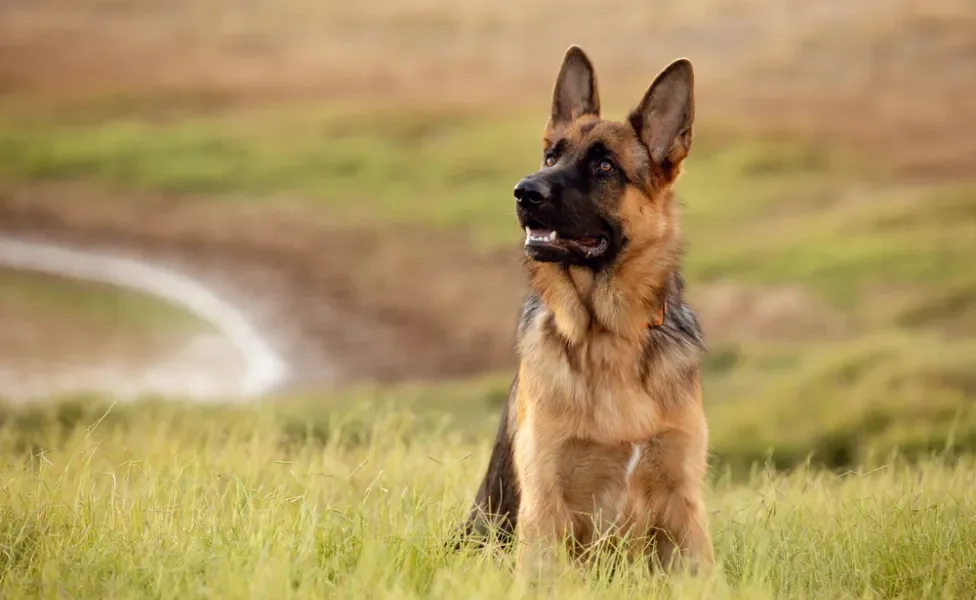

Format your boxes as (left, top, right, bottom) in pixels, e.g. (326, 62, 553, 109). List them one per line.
(457, 46, 715, 575)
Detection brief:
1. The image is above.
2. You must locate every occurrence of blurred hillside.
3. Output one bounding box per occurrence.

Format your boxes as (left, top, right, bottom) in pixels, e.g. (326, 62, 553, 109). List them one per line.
(0, 0, 974, 467)
(2, 0, 973, 173)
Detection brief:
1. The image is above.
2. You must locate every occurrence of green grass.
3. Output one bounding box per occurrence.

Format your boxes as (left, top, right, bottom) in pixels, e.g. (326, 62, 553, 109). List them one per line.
(706, 335, 976, 472)
(0, 396, 974, 599)
(0, 268, 205, 335)
(0, 109, 544, 243)
(0, 110, 846, 230)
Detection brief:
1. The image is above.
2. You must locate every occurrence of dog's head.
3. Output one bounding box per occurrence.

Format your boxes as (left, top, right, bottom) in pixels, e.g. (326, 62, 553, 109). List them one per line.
(515, 46, 694, 269)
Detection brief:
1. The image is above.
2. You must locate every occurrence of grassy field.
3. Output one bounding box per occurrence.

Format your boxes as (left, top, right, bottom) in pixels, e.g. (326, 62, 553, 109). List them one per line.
(0, 397, 974, 599)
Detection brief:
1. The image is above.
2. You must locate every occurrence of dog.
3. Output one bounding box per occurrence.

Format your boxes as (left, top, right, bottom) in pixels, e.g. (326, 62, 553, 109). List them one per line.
(457, 46, 715, 576)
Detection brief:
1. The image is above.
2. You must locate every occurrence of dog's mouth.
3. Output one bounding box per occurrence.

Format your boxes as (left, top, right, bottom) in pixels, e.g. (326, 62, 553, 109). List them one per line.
(523, 226, 610, 259)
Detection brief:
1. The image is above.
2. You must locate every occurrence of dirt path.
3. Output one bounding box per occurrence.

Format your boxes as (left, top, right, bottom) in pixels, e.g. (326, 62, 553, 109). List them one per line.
(0, 182, 852, 404)
(0, 183, 536, 390)
(0, 235, 291, 401)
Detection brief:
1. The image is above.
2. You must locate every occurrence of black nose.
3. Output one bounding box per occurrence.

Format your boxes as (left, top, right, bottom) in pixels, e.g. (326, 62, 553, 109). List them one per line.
(513, 177, 551, 207)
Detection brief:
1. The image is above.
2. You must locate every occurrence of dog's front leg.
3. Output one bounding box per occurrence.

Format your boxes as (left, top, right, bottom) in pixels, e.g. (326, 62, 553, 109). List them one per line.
(629, 428, 715, 575)
(649, 489, 714, 575)
(513, 425, 576, 580)
(515, 493, 576, 580)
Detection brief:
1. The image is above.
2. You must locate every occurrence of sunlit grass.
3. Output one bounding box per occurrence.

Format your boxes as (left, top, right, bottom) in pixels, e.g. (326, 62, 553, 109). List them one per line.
(0, 397, 973, 599)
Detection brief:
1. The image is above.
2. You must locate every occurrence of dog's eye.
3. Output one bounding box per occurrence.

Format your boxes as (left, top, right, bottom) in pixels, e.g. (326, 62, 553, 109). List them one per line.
(598, 160, 616, 174)
(544, 155, 557, 168)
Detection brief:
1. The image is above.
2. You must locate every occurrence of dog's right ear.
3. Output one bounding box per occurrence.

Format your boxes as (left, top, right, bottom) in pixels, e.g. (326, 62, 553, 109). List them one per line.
(629, 58, 695, 177)
(549, 45, 601, 128)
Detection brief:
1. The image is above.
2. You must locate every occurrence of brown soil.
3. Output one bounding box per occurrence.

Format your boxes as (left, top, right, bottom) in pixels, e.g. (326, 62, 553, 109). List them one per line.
(0, 293, 167, 365)
(691, 282, 848, 344)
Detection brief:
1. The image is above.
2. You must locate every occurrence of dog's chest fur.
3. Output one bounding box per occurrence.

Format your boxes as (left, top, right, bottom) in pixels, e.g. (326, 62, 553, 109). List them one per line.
(513, 287, 702, 446)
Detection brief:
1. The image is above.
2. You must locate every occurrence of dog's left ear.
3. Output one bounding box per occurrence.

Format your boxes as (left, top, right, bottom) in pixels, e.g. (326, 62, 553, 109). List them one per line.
(629, 58, 695, 177)
(550, 45, 601, 128)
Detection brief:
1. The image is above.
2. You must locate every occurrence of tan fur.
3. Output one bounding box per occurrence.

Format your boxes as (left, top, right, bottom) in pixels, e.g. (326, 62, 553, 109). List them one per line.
(511, 50, 715, 577)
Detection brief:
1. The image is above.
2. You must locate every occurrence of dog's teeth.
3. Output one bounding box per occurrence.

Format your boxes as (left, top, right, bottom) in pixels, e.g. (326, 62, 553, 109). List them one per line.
(548, 231, 558, 241)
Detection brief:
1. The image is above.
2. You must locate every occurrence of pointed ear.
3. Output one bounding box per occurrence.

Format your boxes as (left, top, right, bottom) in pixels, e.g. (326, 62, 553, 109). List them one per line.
(550, 45, 601, 127)
(629, 58, 695, 173)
